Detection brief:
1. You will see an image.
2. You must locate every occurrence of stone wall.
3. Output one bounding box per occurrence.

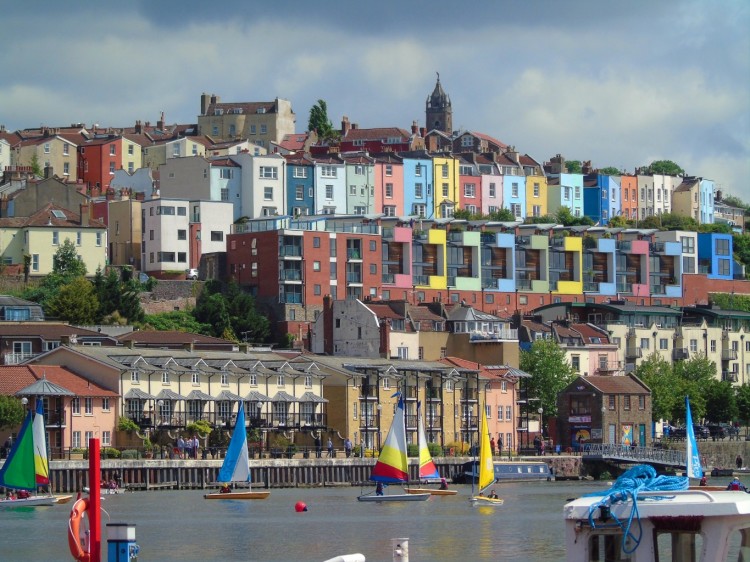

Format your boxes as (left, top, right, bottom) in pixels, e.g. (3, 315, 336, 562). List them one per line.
(140, 280, 200, 315)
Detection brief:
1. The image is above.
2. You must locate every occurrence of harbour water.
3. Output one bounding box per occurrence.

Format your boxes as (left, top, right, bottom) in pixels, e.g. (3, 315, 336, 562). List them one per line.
(1, 478, 740, 562)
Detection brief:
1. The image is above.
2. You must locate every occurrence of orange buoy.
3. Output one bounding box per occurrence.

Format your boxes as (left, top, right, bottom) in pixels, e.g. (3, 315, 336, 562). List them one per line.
(295, 501, 308, 512)
(68, 497, 91, 561)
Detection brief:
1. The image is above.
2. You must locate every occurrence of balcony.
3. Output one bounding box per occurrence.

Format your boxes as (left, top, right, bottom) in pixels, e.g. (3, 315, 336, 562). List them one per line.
(346, 272, 362, 284)
(45, 411, 66, 427)
(595, 362, 623, 375)
(279, 293, 302, 304)
(424, 415, 443, 429)
(515, 235, 531, 247)
(413, 230, 428, 241)
(382, 227, 395, 240)
(650, 242, 666, 253)
(722, 349, 738, 361)
(722, 371, 739, 383)
(460, 415, 478, 430)
(481, 233, 497, 246)
(279, 269, 302, 281)
(550, 237, 565, 248)
(346, 248, 362, 261)
(279, 245, 302, 258)
(403, 386, 418, 399)
(516, 279, 532, 291)
(4, 352, 36, 365)
(405, 414, 418, 429)
(461, 389, 478, 402)
(413, 275, 429, 286)
(469, 329, 518, 342)
(616, 241, 632, 252)
(584, 281, 599, 292)
(672, 348, 689, 361)
(625, 347, 643, 359)
(381, 273, 395, 284)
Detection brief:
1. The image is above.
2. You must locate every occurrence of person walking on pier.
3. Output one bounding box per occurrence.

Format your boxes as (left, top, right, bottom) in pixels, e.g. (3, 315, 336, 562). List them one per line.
(344, 438, 352, 458)
(314, 435, 322, 458)
(327, 437, 334, 457)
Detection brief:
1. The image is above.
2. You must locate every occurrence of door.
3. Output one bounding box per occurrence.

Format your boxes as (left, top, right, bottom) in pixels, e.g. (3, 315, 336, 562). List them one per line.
(608, 424, 616, 444)
(639, 424, 647, 447)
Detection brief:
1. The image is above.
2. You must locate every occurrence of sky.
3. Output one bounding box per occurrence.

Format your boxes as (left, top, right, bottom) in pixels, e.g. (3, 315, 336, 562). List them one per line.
(1, 1, 748, 199)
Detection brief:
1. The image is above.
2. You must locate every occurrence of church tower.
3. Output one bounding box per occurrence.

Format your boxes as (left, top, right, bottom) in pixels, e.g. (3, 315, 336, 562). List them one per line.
(425, 72, 452, 134)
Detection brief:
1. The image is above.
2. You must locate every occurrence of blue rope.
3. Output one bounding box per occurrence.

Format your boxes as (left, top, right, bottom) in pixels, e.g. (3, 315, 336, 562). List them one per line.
(584, 465, 688, 555)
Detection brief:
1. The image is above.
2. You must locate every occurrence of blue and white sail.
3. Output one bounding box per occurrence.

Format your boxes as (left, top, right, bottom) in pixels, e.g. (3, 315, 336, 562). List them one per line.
(217, 402, 251, 484)
(684, 396, 703, 479)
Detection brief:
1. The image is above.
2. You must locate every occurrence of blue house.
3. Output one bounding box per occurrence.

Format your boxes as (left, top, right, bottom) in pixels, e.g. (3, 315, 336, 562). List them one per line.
(402, 152, 434, 218)
(284, 154, 316, 217)
(697, 233, 733, 279)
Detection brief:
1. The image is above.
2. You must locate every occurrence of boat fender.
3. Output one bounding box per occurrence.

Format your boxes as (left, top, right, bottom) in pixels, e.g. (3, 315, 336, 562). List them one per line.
(68, 497, 90, 562)
(295, 501, 308, 512)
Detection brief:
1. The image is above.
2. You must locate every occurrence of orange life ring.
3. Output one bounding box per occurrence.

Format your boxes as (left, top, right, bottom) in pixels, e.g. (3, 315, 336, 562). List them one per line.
(68, 497, 90, 562)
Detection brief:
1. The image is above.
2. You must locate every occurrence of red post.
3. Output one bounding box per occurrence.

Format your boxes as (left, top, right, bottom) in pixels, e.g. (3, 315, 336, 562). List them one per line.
(89, 438, 101, 562)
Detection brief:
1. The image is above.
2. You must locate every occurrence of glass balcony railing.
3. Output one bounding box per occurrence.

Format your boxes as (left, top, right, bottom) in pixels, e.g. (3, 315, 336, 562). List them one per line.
(413, 275, 429, 285)
(279, 245, 302, 257)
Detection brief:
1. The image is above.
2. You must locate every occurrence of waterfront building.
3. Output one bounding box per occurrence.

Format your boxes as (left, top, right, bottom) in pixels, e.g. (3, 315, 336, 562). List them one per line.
(0, 364, 118, 457)
(556, 373, 651, 449)
(285, 153, 316, 218)
(526, 170, 548, 220)
(581, 228, 617, 297)
(654, 230, 698, 276)
(714, 190, 745, 232)
(342, 153, 376, 215)
(0, 323, 116, 365)
(401, 151, 434, 218)
(549, 321, 621, 377)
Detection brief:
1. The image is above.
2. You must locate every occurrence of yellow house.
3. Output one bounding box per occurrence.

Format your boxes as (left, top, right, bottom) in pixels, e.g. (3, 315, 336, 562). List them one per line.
(0, 202, 107, 276)
(432, 156, 460, 218)
(526, 174, 548, 219)
(120, 138, 144, 174)
(13, 135, 79, 181)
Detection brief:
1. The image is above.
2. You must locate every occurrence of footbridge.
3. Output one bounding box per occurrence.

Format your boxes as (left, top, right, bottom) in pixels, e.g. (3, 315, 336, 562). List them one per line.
(582, 443, 687, 469)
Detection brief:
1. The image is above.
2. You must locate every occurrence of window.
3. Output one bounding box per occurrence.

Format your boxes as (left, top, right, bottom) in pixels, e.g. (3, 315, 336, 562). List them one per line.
(533, 183, 540, 197)
(162, 371, 170, 384)
(574, 186, 581, 199)
(295, 185, 304, 200)
(84, 397, 93, 415)
(72, 432, 80, 448)
(385, 183, 393, 198)
(681, 236, 694, 254)
(512, 183, 519, 198)
(32, 254, 39, 272)
(506, 406, 512, 421)
(52, 232, 59, 245)
(659, 338, 668, 350)
(220, 168, 233, 179)
(63, 162, 70, 176)
(564, 186, 571, 200)
(264, 186, 273, 200)
(313, 261, 321, 271)
(177, 230, 187, 241)
(260, 124, 267, 134)
(464, 184, 476, 198)
(442, 183, 449, 197)
(497, 406, 503, 421)
(638, 395, 645, 410)
(718, 259, 730, 276)
(260, 166, 278, 179)
(608, 395, 615, 410)
(571, 355, 580, 372)
(44, 143, 50, 154)
(711, 340, 717, 353)
(210, 231, 223, 242)
(109, 162, 115, 174)
(370, 240, 377, 252)
(441, 164, 449, 178)
(72, 398, 80, 415)
(690, 339, 698, 353)
(102, 431, 111, 446)
(624, 395, 631, 410)
(321, 166, 337, 178)
(325, 185, 334, 199)
(640, 338, 649, 350)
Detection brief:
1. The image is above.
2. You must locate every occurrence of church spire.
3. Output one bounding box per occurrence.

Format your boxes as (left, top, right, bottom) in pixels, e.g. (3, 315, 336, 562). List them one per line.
(426, 72, 452, 134)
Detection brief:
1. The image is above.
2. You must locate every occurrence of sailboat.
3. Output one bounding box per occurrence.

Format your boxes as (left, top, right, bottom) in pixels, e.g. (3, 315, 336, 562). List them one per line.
(204, 401, 270, 500)
(357, 396, 430, 502)
(405, 404, 457, 496)
(0, 399, 71, 507)
(469, 405, 503, 506)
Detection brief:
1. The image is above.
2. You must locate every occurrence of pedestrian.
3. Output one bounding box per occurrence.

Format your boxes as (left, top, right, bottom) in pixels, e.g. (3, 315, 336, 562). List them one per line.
(314, 435, 322, 458)
(498, 435, 503, 455)
(533, 435, 541, 456)
(184, 437, 193, 460)
(327, 437, 334, 457)
(540, 438, 546, 456)
(344, 438, 352, 458)
(490, 437, 496, 456)
(737, 455, 744, 469)
(177, 436, 185, 459)
(192, 435, 200, 459)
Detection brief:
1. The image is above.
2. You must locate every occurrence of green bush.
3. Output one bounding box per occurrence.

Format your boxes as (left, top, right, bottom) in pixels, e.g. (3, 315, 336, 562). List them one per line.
(117, 417, 140, 433)
(101, 447, 121, 459)
(599, 470, 613, 481)
(427, 443, 442, 457)
(407, 444, 418, 457)
(121, 449, 141, 459)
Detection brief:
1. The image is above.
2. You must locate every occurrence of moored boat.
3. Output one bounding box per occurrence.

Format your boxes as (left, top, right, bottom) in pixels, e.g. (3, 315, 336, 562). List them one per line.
(453, 460, 551, 484)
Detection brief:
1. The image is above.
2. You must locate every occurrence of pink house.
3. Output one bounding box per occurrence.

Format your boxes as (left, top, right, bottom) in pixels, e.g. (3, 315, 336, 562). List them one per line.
(0, 365, 118, 457)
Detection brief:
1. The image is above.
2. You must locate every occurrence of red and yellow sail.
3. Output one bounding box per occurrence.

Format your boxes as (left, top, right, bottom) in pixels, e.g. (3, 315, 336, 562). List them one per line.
(371, 398, 409, 483)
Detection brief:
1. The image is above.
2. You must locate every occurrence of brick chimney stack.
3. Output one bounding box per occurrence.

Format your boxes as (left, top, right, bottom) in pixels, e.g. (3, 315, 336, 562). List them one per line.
(79, 202, 90, 226)
(323, 295, 334, 355)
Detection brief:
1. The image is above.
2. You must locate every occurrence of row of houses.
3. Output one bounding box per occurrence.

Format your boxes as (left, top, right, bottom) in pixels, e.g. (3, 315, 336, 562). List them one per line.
(0, 336, 654, 456)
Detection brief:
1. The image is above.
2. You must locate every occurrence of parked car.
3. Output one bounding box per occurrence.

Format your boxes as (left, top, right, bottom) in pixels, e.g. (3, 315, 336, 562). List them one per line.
(707, 424, 728, 440)
(186, 268, 199, 280)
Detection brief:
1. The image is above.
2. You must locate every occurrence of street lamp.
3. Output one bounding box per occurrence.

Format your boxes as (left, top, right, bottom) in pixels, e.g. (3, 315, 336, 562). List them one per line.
(538, 407, 544, 439)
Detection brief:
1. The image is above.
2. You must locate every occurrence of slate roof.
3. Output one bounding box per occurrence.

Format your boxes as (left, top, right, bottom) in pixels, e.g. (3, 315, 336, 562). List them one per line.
(0, 203, 105, 229)
(0, 365, 116, 397)
(342, 127, 410, 142)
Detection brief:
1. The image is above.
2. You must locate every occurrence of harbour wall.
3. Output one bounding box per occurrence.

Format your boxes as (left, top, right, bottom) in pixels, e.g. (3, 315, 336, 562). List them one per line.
(42, 455, 581, 493)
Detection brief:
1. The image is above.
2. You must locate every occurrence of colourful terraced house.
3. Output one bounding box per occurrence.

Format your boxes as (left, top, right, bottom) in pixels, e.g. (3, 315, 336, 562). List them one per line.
(433, 155, 460, 218)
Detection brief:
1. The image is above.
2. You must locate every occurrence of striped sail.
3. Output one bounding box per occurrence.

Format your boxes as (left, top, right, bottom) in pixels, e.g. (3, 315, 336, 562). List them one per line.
(685, 396, 703, 479)
(33, 399, 50, 486)
(217, 402, 251, 484)
(417, 404, 440, 480)
(0, 408, 36, 490)
(371, 398, 409, 483)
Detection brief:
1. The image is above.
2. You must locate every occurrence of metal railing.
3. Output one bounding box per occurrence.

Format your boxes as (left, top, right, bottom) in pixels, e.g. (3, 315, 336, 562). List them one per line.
(582, 443, 686, 467)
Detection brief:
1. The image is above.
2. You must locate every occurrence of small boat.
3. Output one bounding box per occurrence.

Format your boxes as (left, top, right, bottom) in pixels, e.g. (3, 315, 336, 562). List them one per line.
(0, 399, 65, 508)
(469, 406, 503, 506)
(405, 405, 457, 496)
(357, 396, 430, 502)
(204, 401, 270, 500)
(564, 397, 750, 561)
(453, 460, 551, 484)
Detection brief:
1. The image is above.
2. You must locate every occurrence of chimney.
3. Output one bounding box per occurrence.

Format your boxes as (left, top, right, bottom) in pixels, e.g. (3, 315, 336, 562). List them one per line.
(125, 339, 135, 349)
(106, 188, 116, 201)
(379, 318, 391, 358)
(420, 127, 426, 138)
(135, 191, 145, 201)
(323, 295, 334, 355)
(134, 120, 142, 134)
(341, 116, 351, 135)
(411, 121, 418, 135)
(157, 112, 165, 130)
(60, 335, 71, 346)
(80, 202, 90, 226)
(183, 341, 194, 352)
(238, 343, 249, 353)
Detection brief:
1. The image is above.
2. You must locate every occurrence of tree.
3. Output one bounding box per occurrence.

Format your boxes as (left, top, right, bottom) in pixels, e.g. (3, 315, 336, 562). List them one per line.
(555, 207, 576, 226)
(635, 353, 679, 422)
(45, 276, 99, 324)
(488, 207, 516, 222)
(647, 160, 684, 176)
(193, 292, 232, 339)
(53, 239, 88, 278)
(520, 338, 576, 417)
(721, 195, 749, 212)
(564, 161, 582, 174)
(736, 384, 750, 430)
(607, 215, 629, 228)
(308, 99, 337, 141)
(29, 154, 42, 176)
(704, 380, 738, 423)
(0, 395, 25, 431)
(140, 310, 211, 334)
(599, 167, 621, 176)
(225, 281, 270, 343)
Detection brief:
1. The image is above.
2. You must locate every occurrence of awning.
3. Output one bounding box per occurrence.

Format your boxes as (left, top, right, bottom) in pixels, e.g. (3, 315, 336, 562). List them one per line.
(16, 377, 75, 397)
(124, 388, 154, 400)
(155, 389, 185, 401)
(216, 390, 243, 402)
(271, 391, 298, 403)
(245, 390, 270, 402)
(300, 391, 328, 403)
(186, 390, 214, 401)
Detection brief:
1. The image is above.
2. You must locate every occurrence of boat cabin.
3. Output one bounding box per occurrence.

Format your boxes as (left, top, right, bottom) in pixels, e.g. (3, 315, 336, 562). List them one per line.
(564, 489, 750, 561)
